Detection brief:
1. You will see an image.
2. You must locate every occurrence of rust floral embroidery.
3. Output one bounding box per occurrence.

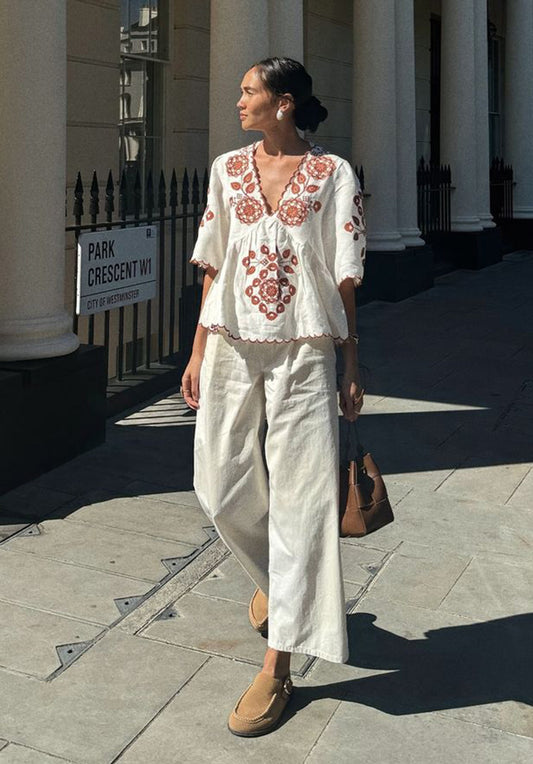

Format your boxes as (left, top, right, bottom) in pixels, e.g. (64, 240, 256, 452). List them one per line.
(278, 198, 308, 227)
(242, 244, 298, 320)
(199, 204, 214, 227)
(343, 193, 366, 247)
(227, 143, 336, 227)
(226, 152, 249, 177)
(306, 155, 336, 180)
(235, 197, 263, 225)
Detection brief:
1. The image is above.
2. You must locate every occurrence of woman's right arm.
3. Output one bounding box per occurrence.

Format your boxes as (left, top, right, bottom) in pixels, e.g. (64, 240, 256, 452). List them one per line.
(181, 264, 217, 410)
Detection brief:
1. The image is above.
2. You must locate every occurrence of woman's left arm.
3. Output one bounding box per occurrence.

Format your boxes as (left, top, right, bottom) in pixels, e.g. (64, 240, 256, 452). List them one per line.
(338, 279, 364, 421)
(331, 159, 366, 421)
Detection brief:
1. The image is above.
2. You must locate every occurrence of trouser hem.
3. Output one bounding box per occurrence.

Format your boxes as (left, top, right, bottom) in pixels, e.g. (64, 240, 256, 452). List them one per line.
(266, 640, 349, 665)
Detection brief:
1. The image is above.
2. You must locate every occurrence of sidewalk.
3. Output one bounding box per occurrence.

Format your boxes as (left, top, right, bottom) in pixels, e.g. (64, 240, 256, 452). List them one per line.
(1, 251, 532, 763)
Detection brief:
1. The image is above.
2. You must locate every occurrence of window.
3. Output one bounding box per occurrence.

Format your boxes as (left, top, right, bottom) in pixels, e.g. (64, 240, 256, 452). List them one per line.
(119, 1, 169, 209)
(488, 24, 504, 160)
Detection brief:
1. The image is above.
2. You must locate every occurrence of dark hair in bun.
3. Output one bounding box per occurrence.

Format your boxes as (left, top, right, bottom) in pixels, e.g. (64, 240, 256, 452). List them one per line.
(251, 56, 328, 133)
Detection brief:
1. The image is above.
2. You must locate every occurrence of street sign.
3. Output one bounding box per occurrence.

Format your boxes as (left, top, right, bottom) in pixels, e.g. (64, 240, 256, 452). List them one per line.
(76, 226, 157, 315)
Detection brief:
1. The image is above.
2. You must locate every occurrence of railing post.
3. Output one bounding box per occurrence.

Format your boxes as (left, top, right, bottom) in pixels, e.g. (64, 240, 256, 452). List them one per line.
(169, 169, 178, 357)
(157, 171, 166, 362)
(72, 172, 84, 335)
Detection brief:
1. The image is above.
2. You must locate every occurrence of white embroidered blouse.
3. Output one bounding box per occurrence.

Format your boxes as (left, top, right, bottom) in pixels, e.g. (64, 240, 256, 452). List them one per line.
(189, 140, 366, 344)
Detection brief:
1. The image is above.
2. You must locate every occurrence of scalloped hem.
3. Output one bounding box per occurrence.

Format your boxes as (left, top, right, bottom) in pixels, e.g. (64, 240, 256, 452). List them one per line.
(190, 257, 219, 271)
(200, 322, 350, 345)
(337, 273, 363, 288)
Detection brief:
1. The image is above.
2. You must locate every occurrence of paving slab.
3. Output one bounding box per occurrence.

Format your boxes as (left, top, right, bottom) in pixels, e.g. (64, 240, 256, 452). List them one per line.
(116, 655, 340, 764)
(505, 465, 533, 507)
(0, 515, 32, 543)
(436, 457, 532, 504)
(366, 541, 471, 610)
(439, 554, 533, 621)
(140, 590, 307, 672)
(360, 487, 533, 559)
(33, 457, 135, 497)
(308, 593, 533, 739)
(305, 700, 533, 764)
(0, 600, 102, 679)
(0, 743, 75, 762)
(0, 549, 153, 625)
(80, 445, 193, 491)
(0, 485, 74, 520)
(192, 556, 257, 604)
(0, 629, 207, 764)
(46, 490, 212, 548)
(339, 543, 389, 586)
(122, 481, 201, 508)
(2, 517, 195, 583)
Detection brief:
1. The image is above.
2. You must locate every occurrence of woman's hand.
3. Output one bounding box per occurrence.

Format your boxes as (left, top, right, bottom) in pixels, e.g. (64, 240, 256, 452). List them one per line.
(180, 354, 203, 410)
(339, 372, 364, 421)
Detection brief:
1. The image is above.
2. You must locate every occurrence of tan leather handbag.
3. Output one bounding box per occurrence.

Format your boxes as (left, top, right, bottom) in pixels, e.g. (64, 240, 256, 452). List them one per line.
(339, 451, 394, 537)
(338, 419, 394, 537)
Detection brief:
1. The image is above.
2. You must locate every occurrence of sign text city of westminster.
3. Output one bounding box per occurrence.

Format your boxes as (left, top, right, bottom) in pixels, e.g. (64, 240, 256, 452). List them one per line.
(76, 226, 157, 315)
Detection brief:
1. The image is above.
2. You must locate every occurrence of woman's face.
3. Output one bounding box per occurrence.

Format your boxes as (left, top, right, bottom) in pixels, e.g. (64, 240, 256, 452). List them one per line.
(237, 67, 285, 131)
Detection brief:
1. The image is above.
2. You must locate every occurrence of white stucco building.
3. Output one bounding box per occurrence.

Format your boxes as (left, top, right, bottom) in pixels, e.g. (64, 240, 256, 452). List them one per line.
(2, 0, 532, 366)
(0, 1, 531, 492)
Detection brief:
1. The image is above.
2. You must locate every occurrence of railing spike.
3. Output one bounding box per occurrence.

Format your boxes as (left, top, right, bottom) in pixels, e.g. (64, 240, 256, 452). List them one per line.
(202, 167, 209, 205)
(181, 168, 190, 205)
(146, 169, 154, 214)
(90, 170, 99, 217)
(105, 170, 114, 216)
(133, 169, 141, 218)
(158, 169, 166, 208)
(170, 169, 178, 207)
(192, 168, 200, 205)
(73, 171, 84, 218)
(119, 167, 127, 219)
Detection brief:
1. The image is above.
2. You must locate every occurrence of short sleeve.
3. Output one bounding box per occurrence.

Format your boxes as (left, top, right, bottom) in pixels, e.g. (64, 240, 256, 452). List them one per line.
(189, 155, 229, 272)
(333, 160, 366, 287)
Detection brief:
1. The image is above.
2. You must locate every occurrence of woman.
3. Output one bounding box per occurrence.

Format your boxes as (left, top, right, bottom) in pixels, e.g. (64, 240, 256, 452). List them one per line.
(181, 56, 366, 737)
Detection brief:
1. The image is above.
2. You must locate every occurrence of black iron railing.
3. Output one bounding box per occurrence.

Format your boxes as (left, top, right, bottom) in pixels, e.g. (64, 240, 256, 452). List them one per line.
(66, 166, 208, 384)
(490, 158, 514, 221)
(417, 157, 452, 237)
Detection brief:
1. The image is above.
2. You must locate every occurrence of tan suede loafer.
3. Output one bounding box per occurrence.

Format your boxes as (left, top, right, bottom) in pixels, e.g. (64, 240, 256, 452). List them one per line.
(228, 671, 293, 737)
(248, 587, 268, 635)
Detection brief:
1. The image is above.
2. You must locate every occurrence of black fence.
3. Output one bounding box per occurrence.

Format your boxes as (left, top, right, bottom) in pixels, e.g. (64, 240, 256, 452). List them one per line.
(417, 157, 452, 237)
(66, 166, 208, 393)
(490, 157, 514, 221)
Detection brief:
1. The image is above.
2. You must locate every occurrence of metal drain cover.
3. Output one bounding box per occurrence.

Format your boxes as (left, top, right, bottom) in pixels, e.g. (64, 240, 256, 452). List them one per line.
(55, 640, 93, 669)
(114, 595, 145, 615)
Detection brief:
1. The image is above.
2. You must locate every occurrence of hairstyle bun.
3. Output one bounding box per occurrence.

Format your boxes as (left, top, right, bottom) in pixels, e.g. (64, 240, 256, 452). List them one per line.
(294, 95, 328, 133)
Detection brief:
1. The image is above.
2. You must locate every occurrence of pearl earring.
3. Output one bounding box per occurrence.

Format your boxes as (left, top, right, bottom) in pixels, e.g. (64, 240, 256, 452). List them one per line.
(276, 108, 284, 121)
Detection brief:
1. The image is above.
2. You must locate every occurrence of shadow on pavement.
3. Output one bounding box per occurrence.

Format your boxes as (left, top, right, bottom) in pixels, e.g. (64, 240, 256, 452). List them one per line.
(284, 611, 533, 718)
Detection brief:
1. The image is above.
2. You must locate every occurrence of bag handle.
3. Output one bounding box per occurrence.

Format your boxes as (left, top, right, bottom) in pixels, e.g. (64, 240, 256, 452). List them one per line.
(348, 419, 366, 462)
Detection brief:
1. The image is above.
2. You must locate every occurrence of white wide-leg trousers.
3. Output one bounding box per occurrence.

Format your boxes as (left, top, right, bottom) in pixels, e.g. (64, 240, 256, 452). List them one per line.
(193, 330, 349, 664)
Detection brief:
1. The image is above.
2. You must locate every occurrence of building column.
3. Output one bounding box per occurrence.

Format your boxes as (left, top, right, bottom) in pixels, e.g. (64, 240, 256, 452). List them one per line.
(209, 0, 303, 160)
(0, 0, 79, 361)
(440, 0, 482, 231)
(395, 0, 424, 247)
(474, 0, 495, 228)
(268, 0, 304, 64)
(504, 0, 533, 218)
(352, 0, 403, 251)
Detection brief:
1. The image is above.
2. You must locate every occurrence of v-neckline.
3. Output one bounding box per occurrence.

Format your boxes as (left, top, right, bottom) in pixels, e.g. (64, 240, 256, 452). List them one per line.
(250, 140, 315, 216)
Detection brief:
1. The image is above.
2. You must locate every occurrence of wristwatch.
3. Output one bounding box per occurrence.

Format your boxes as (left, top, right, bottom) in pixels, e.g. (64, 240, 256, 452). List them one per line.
(347, 332, 360, 344)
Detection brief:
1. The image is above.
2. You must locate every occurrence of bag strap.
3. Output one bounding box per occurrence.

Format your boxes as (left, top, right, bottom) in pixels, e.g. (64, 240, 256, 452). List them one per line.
(348, 419, 366, 462)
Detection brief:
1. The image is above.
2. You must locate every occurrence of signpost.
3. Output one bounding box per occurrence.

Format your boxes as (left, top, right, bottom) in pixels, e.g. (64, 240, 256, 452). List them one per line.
(76, 226, 157, 315)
